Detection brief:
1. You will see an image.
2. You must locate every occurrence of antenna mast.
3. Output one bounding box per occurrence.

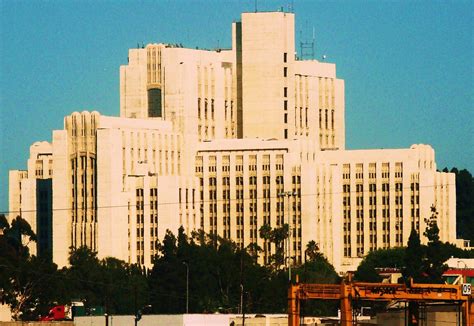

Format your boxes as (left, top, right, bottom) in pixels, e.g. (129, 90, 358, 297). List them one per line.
(299, 26, 315, 60)
(288, 0, 294, 13)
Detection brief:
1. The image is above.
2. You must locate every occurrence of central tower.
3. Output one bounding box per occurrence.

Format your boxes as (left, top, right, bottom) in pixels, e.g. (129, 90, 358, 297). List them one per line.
(236, 12, 295, 139)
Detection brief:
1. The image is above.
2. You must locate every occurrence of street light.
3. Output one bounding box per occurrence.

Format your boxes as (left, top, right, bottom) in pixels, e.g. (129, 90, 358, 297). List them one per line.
(183, 261, 189, 314)
(135, 304, 151, 326)
(278, 190, 297, 283)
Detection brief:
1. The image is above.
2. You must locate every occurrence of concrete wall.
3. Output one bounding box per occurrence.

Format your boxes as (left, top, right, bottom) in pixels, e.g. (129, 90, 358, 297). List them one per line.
(74, 314, 236, 326)
(0, 323, 72, 326)
(74, 314, 293, 326)
(0, 304, 12, 322)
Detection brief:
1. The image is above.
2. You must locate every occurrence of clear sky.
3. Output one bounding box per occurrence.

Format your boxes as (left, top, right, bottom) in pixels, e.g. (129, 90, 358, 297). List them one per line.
(0, 0, 472, 213)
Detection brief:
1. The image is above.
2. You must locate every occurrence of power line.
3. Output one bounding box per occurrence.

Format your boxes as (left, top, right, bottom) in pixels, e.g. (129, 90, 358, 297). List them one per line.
(1, 182, 454, 216)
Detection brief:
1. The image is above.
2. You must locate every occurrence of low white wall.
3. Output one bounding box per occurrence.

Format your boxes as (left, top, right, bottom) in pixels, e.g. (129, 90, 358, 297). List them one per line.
(74, 314, 284, 326)
(0, 304, 12, 322)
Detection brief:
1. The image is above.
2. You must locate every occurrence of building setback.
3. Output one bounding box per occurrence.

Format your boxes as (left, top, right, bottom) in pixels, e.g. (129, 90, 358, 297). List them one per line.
(9, 11, 460, 272)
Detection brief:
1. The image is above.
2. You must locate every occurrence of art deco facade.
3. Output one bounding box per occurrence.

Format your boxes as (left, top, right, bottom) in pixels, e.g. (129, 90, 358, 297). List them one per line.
(9, 11, 458, 272)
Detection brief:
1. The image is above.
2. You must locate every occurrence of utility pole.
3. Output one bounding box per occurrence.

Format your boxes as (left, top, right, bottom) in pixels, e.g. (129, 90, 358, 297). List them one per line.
(183, 261, 189, 314)
(239, 247, 245, 324)
(240, 250, 243, 314)
(134, 286, 138, 326)
(242, 289, 246, 326)
(105, 284, 109, 326)
(278, 190, 296, 283)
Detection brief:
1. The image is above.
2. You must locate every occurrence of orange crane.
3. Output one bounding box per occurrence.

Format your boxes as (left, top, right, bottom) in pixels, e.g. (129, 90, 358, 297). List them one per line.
(288, 277, 473, 326)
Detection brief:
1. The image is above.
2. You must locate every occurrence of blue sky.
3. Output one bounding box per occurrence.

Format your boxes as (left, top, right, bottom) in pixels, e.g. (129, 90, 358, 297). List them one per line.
(0, 0, 472, 212)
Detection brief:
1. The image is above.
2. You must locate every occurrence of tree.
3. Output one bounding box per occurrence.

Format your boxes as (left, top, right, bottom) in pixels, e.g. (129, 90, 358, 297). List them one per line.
(305, 240, 321, 262)
(259, 224, 289, 270)
(423, 205, 447, 283)
(149, 228, 311, 314)
(99, 257, 148, 315)
(437, 242, 474, 260)
(403, 228, 425, 283)
(149, 230, 183, 313)
(0, 215, 60, 320)
(401, 228, 425, 326)
(298, 252, 339, 284)
(401, 205, 448, 284)
(61, 246, 149, 316)
(450, 168, 474, 242)
(64, 246, 105, 309)
(295, 252, 340, 316)
(355, 248, 405, 283)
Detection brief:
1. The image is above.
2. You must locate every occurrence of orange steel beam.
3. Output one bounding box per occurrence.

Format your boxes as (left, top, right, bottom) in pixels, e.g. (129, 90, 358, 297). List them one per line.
(288, 281, 473, 326)
(351, 282, 462, 301)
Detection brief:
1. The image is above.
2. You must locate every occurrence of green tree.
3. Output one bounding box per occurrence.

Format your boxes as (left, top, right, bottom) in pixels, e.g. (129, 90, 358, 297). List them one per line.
(295, 252, 340, 316)
(149, 230, 183, 313)
(402, 205, 448, 284)
(63, 246, 105, 309)
(437, 242, 474, 259)
(259, 224, 289, 270)
(423, 205, 447, 283)
(149, 228, 302, 314)
(404, 229, 427, 326)
(100, 257, 148, 315)
(62, 246, 148, 315)
(0, 215, 60, 320)
(355, 248, 405, 283)
(304, 240, 320, 262)
(450, 168, 474, 242)
(403, 228, 425, 283)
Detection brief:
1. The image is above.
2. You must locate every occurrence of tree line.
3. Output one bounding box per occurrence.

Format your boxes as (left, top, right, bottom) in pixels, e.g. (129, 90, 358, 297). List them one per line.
(445, 168, 474, 242)
(0, 216, 338, 320)
(355, 204, 474, 284)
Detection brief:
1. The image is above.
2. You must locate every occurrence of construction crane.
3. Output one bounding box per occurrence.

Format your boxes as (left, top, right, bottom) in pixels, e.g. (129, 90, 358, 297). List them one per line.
(288, 276, 473, 326)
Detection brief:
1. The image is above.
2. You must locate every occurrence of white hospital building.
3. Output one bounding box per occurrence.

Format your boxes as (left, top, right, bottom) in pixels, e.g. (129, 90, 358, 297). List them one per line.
(8, 11, 460, 272)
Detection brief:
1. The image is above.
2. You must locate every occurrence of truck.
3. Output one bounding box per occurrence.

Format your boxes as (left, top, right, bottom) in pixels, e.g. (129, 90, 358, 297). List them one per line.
(39, 301, 89, 321)
(39, 305, 71, 321)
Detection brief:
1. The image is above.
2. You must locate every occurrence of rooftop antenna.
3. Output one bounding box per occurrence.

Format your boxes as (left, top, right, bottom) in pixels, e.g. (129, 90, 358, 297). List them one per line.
(288, 0, 294, 13)
(299, 25, 315, 60)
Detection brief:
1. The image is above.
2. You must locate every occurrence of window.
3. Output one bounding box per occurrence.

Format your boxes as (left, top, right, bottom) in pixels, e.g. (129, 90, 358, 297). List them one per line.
(197, 98, 201, 117)
(284, 100, 288, 110)
(211, 99, 215, 119)
(283, 52, 287, 63)
(284, 87, 287, 98)
(283, 67, 287, 77)
(284, 113, 288, 123)
(284, 129, 288, 139)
